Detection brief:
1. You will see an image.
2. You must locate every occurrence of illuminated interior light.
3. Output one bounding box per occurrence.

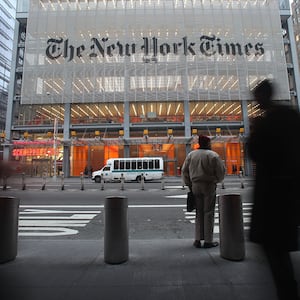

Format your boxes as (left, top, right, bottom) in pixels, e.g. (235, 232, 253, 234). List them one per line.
(105, 105, 114, 117)
(72, 82, 82, 93)
(199, 103, 208, 114)
(229, 79, 238, 90)
(71, 108, 82, 117)
(141, 104, 145, 116)
(114, 104, 121, 116)
(51, 107, 64, 118)
(229, 105, 241, 115)
(150, 104, 153, 112)
(215, 103, 226, 114)
(191, 103, 199, 115)
(77, 105, 89, 117)
(96, 105, 106, 117)
(190, 77, 197, 89)
(159, 104, 162, 115)
(85, 105, 98, 117)
(167, 104, 171, 115)
(175, 103, 181, 115)
(132, 104, 137, 116)
(87, 78, 94, 89)
(222, 103, 235, 114)
(207, 103, 217, 114)
(78, 79, 90, 93)
(249, 108, 262, 116)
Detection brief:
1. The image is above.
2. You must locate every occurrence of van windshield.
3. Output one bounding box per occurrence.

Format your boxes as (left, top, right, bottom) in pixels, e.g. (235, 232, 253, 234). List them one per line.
(103, 166, 110, 171)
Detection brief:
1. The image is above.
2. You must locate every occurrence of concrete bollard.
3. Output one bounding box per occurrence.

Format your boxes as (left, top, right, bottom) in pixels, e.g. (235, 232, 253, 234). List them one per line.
(21, 173, 26, 190)
(141, 173, 145, 190)
(61, 172, 65, 190)
(101, 174, 104, 190)
(2, 176, 7, 191)
(41, 173, 46, 190)
(120, 173, 124, 190)
(161, 175, 165, 190)
(239, 171, 244, 189)
(80, 172, 84, 190)
(104, 196, 128, 264)
(0, 196, 20, 263)
(218, 194, 245, 261)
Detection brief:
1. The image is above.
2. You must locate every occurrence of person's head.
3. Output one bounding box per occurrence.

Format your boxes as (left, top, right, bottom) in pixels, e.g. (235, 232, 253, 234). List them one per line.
(252, 79, 274, 109)
(198, 135, 211, 150)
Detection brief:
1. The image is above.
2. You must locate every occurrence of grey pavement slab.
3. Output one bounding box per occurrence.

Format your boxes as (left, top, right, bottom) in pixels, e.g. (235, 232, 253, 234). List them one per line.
(1, 239, 297, 300)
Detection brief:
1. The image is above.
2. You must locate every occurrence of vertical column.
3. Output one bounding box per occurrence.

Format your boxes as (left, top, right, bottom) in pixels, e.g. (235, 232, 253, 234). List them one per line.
(123, 60, 130, 157)
(63, 103, 71, 177)
(287, 17, 300, 110)
(182, 61, 191, 155)
(123, 102, 130, 158)
(241, 100, 251, 176)
(3, 20, 20, 161)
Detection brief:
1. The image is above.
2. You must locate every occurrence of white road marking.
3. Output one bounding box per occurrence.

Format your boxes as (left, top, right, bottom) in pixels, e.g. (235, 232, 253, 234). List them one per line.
(19, 227, 78, 236)
(19, 207, 99, 237)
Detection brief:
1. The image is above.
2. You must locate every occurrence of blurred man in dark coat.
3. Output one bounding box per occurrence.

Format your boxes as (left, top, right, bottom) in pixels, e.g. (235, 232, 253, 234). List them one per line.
(247, 79, 300, 300)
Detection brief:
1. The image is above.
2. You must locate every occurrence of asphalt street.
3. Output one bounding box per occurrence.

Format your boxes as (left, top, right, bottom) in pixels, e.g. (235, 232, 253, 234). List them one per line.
(0, 176, 253, 241)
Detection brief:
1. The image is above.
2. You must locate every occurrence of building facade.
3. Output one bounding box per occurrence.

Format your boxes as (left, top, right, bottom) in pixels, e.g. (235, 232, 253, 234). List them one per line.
(0, 0, 16, 136)
(2, 0, 300, 177)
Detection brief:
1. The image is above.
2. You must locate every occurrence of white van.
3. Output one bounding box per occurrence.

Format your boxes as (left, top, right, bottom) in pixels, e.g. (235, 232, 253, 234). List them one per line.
(92, 157, 164, 183)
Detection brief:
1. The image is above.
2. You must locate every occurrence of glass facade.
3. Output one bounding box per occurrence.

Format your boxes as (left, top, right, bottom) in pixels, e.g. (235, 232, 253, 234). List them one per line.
(22, 0, 289, 104)
(0, 0, 16, 132)
(3, 0, 298, 177)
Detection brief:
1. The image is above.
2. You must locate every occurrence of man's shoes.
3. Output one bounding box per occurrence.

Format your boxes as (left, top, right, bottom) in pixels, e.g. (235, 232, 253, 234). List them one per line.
(193, 240, 201, 248)
(203, 242, 219, 248)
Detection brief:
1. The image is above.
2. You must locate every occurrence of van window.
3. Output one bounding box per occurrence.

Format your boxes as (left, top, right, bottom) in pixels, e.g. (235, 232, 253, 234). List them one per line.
(155, 159, 160, 169)
(103, 166, 110, 171)
(132, 161, 136, 170)
(137, 161, 142, 169)
(120, 161, 125, 170)
(114, 160, 119, 170)
(125, 161, 131, 170)
(149, 160, 154, 169)
(143, 161, 148, 169)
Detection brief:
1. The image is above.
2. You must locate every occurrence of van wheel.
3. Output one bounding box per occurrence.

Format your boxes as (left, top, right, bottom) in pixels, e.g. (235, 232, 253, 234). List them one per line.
(136, 176, 141, 183)
(95, 176, 101, 183)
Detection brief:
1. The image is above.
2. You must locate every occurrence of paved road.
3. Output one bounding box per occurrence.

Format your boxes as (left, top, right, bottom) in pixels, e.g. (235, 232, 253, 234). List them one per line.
(1, 177, 253, 241)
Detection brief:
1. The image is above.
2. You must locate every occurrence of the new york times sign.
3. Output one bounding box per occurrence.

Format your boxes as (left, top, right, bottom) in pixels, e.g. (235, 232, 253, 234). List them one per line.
(46, 35, 264, 62)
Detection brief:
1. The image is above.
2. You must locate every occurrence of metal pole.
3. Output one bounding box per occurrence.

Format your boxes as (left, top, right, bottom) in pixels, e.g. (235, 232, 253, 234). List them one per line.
(61, 172, 65, 190)
(239, 171, 244, 189)
(101, 173, 104, 190)
(80, 172, 84, 190)
(120, 173, 124, 190)
(41, 173, 46, 190)
(21, 172, 26, 190)
(2, 176, 7, 191)
(141, 173, 145, 190)
(161, 174, 165, 190)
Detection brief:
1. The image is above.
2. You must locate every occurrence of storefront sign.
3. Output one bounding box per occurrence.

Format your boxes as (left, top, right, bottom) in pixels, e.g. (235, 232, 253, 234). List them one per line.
(46, 35, 264, 62)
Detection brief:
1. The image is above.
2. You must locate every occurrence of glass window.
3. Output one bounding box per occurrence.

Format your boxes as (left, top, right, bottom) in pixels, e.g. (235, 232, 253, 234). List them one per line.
(143, 161, 148, 169)
(155, 159, 160, 169)
(114, 160, 119, 170)
(125, 161, 131, 170)
(120, 160, 124, 170)
(149, 160, 154, 169)
(132, 161, 136, 170)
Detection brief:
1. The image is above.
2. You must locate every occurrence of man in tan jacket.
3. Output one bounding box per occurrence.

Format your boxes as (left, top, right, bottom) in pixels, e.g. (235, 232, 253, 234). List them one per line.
(182, 135, 225, 248)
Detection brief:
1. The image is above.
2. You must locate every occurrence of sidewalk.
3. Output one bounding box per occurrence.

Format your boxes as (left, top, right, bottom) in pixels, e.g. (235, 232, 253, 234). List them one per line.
(3, 174, 254, 188)
(1, 238, 299, 300)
